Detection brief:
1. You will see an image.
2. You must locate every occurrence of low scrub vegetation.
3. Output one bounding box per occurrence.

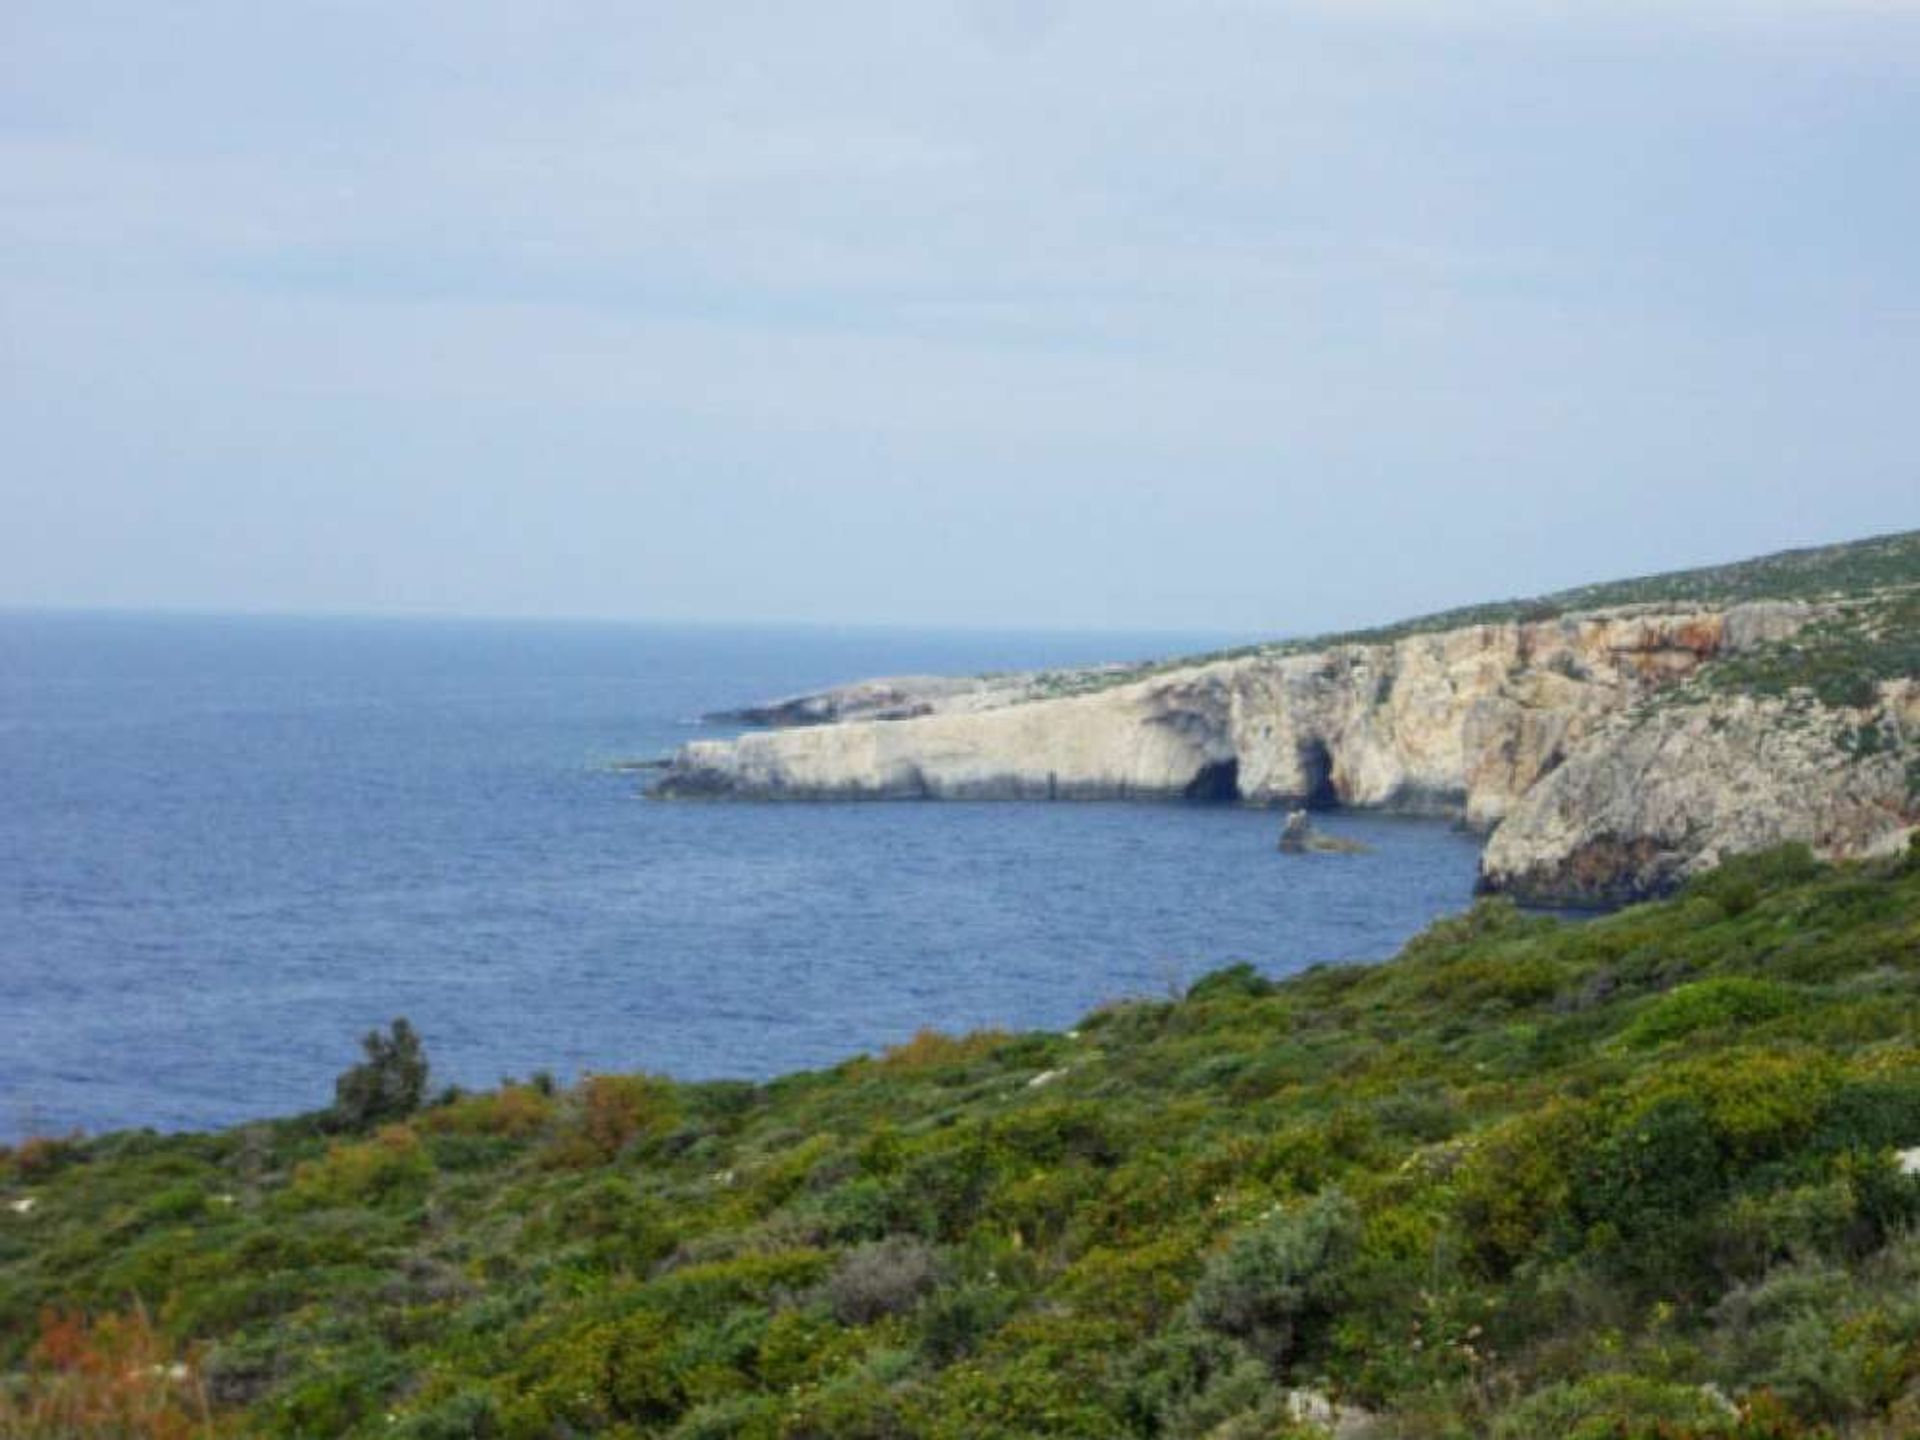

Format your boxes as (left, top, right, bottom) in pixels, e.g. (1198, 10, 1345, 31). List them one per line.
(1699, 587, 1920, 712)
(1028, 528, 1918, 695)
(4, 844, 1920, 1435)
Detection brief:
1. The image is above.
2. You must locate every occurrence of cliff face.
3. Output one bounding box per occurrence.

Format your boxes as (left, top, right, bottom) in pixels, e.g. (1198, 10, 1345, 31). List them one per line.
(658, 605, 1797, 809)
(1481, 680, 1920, 904)
(1210, 606, 1800, 826)
(653, 597, 1918, 902)
(659, 673, 1233, 801)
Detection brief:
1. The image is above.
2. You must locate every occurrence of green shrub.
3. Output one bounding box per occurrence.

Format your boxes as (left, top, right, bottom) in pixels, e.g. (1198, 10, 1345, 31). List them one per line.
(1686, 1052, 1838, 1161)
(1117, 1323, 1255, 1435)
(776, 1372, 910, 1440)
(1574, 1097, 1726, 1283)
(1843, 1150, 1920, 1253)
(817, 1236, 941, 1325)
(1189, 1188, 1360, 1374)
(753, 1309, 866, 1391)
(506, 1308, 683, 1435)
(647, 1250, 831, 1325)
(1686, 845, 1823, 915)
(1186, 963, 1274, 1003)
(1372, 1086, 1460, 1142)
(1159, 1351, 1293, 1440)
(420, 1081, 554, 1139)
(533, 1174, 673, 1275)
(283, 1125, 432, 1211)
(265, 1341, 406, 1438)
(390, 1388, 499, 1439)
(1709, 1251, 1920, 1423)
(910, 1313, 1130, 1438)
(1809, 1080, 1920, 1156)
(873, 1027, 1009, 1072)
(544, 1073, 680, 1167)
(806, 1176, 897, 1242)
(1455, 1101, 1592, 1274)
(896, 1131, 1003, 1241)
(918, 1280, 1018, 1365)
(1055, 1233, 1200, 1330)
(1491, 1373, 1741, 1439)
(1710, 1180, 1860, 1283)
(1624, 979, 1799, 1047)
(666, 1393, 779, 1439)
(332, 1018, 429, 1131)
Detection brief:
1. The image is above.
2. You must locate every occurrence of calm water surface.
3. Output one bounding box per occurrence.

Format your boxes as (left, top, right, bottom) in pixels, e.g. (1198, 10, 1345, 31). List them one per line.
(1, 613, 1482, 1139)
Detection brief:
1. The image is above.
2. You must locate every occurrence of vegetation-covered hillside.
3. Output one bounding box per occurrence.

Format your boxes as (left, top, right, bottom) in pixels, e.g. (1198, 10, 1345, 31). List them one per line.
(1348, 526, 1920, 639)
(6, 844, 1920, 1437)
(1026, 527, 1920, 698)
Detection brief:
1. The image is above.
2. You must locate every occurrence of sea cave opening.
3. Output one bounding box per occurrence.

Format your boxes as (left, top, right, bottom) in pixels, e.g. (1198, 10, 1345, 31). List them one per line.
(1183, 757, 1241, 803)
(1297, 739, 1341, 810)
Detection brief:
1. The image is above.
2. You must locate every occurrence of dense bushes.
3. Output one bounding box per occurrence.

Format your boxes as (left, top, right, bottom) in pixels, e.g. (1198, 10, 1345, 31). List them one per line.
(1624, 977, 1800, 1047)
(1189, 1189, 1359, 1374)
(283, 1124, 431, 1211)
(4, 847, 1920, 1435)
(819, 1237, 941, 1325)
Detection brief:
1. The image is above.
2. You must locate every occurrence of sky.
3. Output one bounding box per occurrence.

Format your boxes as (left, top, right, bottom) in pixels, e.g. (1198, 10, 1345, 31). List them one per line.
(2, 2, 1917, 635)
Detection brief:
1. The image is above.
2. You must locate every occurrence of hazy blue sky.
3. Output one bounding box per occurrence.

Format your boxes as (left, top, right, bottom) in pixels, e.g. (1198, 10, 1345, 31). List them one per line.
(3, 2, 1916, 634)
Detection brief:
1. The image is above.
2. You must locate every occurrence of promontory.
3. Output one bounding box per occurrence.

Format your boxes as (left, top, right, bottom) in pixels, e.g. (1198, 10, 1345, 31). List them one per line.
(653, 532, 1919, 906)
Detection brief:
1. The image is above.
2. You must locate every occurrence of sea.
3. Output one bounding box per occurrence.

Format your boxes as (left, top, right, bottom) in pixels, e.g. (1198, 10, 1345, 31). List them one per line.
(0, 611, 1485, 1141)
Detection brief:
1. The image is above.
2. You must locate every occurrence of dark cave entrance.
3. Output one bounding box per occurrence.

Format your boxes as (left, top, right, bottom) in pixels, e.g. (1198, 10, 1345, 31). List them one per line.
(1183, 757, 1241, 803)
(1296, 740, 1341, 810)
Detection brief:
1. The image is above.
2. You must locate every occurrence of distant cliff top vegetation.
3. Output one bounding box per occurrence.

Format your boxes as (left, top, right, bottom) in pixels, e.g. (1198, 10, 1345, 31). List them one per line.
(1324, 526, 1920, 647)
(1029, 527, 1920, 700)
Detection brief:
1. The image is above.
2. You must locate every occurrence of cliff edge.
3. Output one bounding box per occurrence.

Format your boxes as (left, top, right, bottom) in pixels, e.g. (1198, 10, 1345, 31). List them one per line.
(653, 533, 1920, 905)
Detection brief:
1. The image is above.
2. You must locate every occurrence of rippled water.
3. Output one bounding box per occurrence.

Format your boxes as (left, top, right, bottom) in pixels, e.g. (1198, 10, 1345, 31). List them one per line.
(1, 612, 1483, 1139)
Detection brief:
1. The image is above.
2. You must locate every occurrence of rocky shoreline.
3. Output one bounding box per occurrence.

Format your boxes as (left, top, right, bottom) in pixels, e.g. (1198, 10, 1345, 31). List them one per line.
(652, 568, 1919, 906)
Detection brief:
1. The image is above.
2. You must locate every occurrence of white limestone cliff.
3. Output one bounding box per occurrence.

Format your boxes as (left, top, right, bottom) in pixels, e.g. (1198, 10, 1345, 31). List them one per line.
(653, 597, 1917, 902)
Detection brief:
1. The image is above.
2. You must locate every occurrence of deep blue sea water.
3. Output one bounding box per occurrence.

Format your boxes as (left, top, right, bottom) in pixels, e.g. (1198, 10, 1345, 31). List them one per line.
(1, 612, 1483, 1140)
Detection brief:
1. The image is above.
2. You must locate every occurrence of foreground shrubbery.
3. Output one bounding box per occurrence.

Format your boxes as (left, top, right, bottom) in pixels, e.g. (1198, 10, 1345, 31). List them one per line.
(4, 844, 1920, 1437)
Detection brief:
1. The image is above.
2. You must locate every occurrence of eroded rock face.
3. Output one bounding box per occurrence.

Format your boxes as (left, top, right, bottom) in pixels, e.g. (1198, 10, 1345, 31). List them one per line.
(1480, 685, 1919, 904)
(660, 604, 1787, 804)
(651, 598, 1917, 902)
(660, 675, 1237, 800)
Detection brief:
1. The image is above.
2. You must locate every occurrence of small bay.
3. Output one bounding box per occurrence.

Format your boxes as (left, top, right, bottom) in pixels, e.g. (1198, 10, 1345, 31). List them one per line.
(1, 611, 1482, 1139)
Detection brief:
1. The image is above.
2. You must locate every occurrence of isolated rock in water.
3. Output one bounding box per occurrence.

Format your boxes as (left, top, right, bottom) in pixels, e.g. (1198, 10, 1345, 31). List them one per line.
(1278, 810, 1315, 852)
(1278, 810, 1373, 855)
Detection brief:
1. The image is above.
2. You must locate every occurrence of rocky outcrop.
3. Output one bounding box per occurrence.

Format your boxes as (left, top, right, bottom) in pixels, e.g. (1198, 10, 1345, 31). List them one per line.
(658, 603, 1801, 809)
(1480, 681, 1919, 904)
(659, 671, 1238, 800)
(1278, 811, 1373, 855)
(652, 597, 1920, 902)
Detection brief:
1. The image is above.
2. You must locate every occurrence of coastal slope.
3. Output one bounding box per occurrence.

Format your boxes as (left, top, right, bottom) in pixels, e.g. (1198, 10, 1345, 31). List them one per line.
(9, 847, 1920, 1437)
(654, 533, 1920, 904)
